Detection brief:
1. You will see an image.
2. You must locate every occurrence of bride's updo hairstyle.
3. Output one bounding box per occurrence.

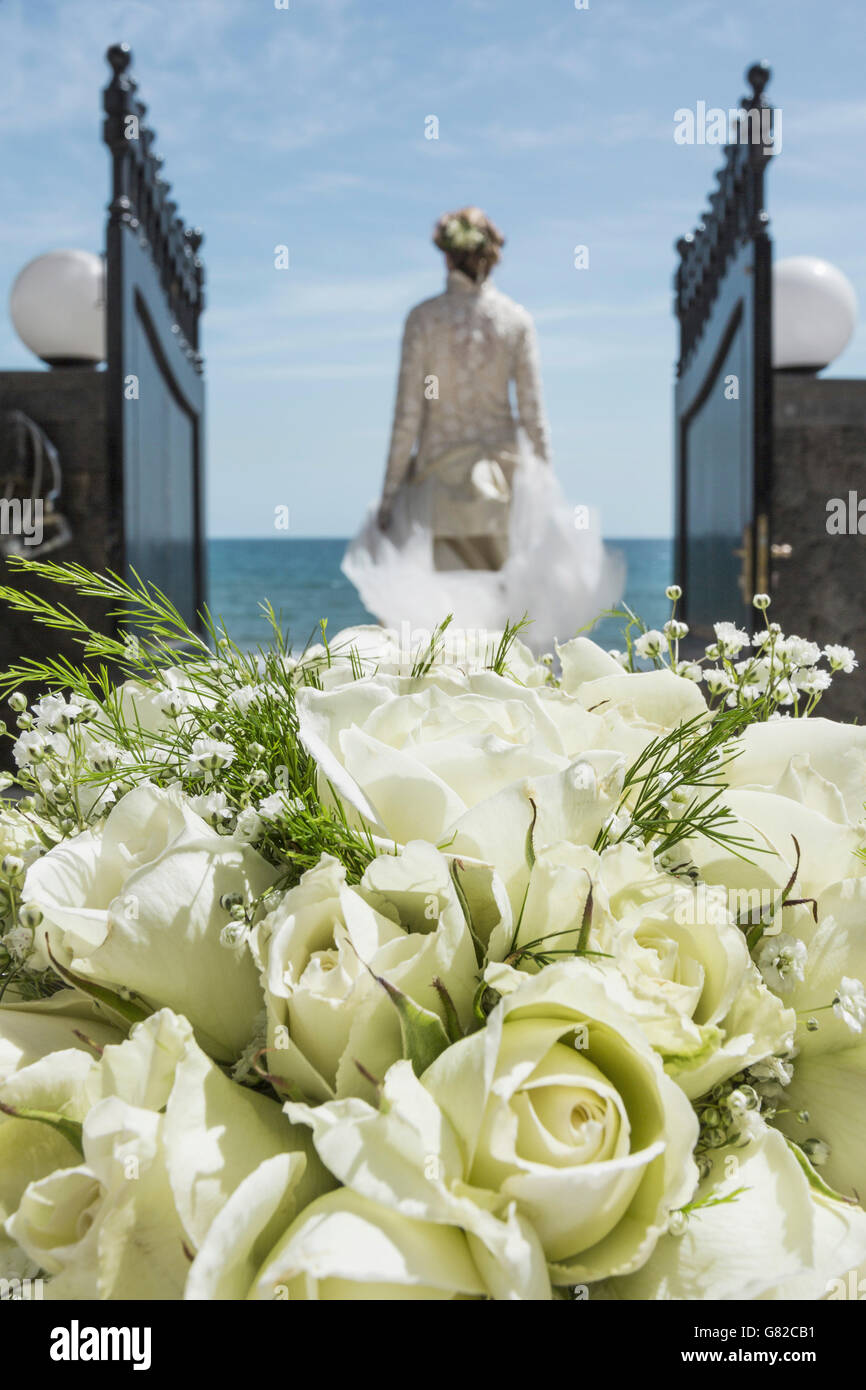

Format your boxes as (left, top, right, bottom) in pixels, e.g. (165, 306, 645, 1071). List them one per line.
(433, 206, 505, 283)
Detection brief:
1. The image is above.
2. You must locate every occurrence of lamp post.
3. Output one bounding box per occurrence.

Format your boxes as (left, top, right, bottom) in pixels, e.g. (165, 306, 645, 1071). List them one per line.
(9, 250, 106, 368)
(769, 254, 865, 718)
(772, 255, 858, 374)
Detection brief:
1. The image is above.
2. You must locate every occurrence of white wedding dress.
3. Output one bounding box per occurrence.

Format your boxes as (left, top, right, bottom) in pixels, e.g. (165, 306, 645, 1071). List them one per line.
(342, 268, 625, 653)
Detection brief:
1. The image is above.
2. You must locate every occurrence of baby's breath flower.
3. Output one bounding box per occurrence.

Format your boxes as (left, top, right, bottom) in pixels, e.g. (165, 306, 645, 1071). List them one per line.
(258, 791, 305, 820)
(71, 694, 100, 722)
(751, 593, 771, 610)
(634, 629, 664, 659)
(228, 685, 262, 716)
(747, 1055, 794, 1095)
(779, 636, 821, 668)
(187, 789, 231, 823)
(234, 807, 264, 845)
(230, 683, 285, 715)
(702, 667, 732, 695)
(713, 622, 749, 657)
(755, 933, 808, 995)
(793, 667, 832, 696)
(7, 692, 27, 713)
(824, 644, 857, 674)
(773, 678, 798, 706)
(674, 661, 702, 682)
(1, 925, 33, 962)
(88, 740, 121, 774)
(602, 808, 631, 842)
(833, 977, 866, 1034)
(607, 649, 629, 668)
(665, 584, 682, 601)
(727, 683, 763, 707)
(155, 686, 190, 718)
(664, 619, 689, 641)
(31, 693, 80, 732)
(185, 737, 235, 776)
(734, 656, 769, 687)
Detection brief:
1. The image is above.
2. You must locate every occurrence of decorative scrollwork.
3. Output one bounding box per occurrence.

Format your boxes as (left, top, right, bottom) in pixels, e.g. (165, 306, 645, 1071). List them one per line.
(103, 43, 205, 370)
(674, 62, 774, 375)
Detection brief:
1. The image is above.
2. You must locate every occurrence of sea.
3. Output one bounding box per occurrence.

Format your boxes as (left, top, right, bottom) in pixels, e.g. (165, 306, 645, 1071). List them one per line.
(207, 538, 673, 655)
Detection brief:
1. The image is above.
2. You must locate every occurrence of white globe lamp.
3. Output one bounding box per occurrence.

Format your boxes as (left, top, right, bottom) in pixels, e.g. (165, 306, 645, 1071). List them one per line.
(772, 256, 857, 373)
(9, 249, 106, 367)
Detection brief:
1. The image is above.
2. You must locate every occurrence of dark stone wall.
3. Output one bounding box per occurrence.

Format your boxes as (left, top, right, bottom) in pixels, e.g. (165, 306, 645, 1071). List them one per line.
(771, 375, 866, 723)
(0, 369, 118, 682)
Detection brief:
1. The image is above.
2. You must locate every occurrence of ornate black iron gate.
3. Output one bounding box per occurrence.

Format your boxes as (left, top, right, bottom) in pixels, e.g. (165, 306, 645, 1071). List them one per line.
(103, 43, 207, 632)
(674, 63, 775, 637)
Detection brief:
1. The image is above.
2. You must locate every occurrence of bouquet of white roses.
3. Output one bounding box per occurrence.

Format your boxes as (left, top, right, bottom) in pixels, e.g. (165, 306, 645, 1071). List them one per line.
(0, 559, 864, 1302)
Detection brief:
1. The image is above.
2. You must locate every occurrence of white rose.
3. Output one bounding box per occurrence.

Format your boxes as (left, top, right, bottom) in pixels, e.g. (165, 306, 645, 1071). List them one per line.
(289, 962, 698, 1287)
(450, 752, 626, 919)
(550, 645, 712, 770)
(0, 990, 122, 1083)
(724, 717, 866, 825)
(596, 843, 793, 1095)
(496, 839, 793, 1099)
(295, 669, 610, 848)
(3, 1009, 326, 1298)
(250, 842, 478, 1103)
(234, 1188, 492, 1301)
(25, 784, 278, 1060)
(0, 991, 123, 1277)
(691, 788, 866, 907)
(555, 636, 625, 687)
(301, 624, 550, 686)
(767, 875, 866, 1200)
(597, 1121, 866, 1300)
(287, 1061, 551, 1300)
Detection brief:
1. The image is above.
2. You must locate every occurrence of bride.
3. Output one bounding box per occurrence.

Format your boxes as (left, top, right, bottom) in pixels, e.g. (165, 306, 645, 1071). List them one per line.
(342, 206, 625, 653)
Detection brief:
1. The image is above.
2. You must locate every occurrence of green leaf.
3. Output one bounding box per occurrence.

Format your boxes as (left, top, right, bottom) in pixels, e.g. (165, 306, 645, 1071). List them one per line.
(472, 978, 500, 1026)
(677, 1184, 749, 1217)
(0, 1099, 83, 1154)
(488, 614, 532, 677)
(46, 945, 153, 1030)
(786, 1138, 859, 1205)
(525, 796, 538, 870)
(576, 874, 593, 955)
(431, 976, 463, 1043)
(374, 973, 450, 1076)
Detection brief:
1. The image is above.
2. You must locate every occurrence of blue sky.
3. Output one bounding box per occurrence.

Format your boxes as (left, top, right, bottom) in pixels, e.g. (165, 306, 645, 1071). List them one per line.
(1, 0, 864, 538)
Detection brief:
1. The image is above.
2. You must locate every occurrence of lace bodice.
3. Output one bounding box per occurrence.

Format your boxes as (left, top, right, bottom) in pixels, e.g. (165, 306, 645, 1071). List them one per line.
(382, 269, 551, 501)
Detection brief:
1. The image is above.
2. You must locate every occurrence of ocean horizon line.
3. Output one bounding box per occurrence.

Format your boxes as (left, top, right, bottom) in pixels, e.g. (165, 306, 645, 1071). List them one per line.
(207, 534, 675, 544)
